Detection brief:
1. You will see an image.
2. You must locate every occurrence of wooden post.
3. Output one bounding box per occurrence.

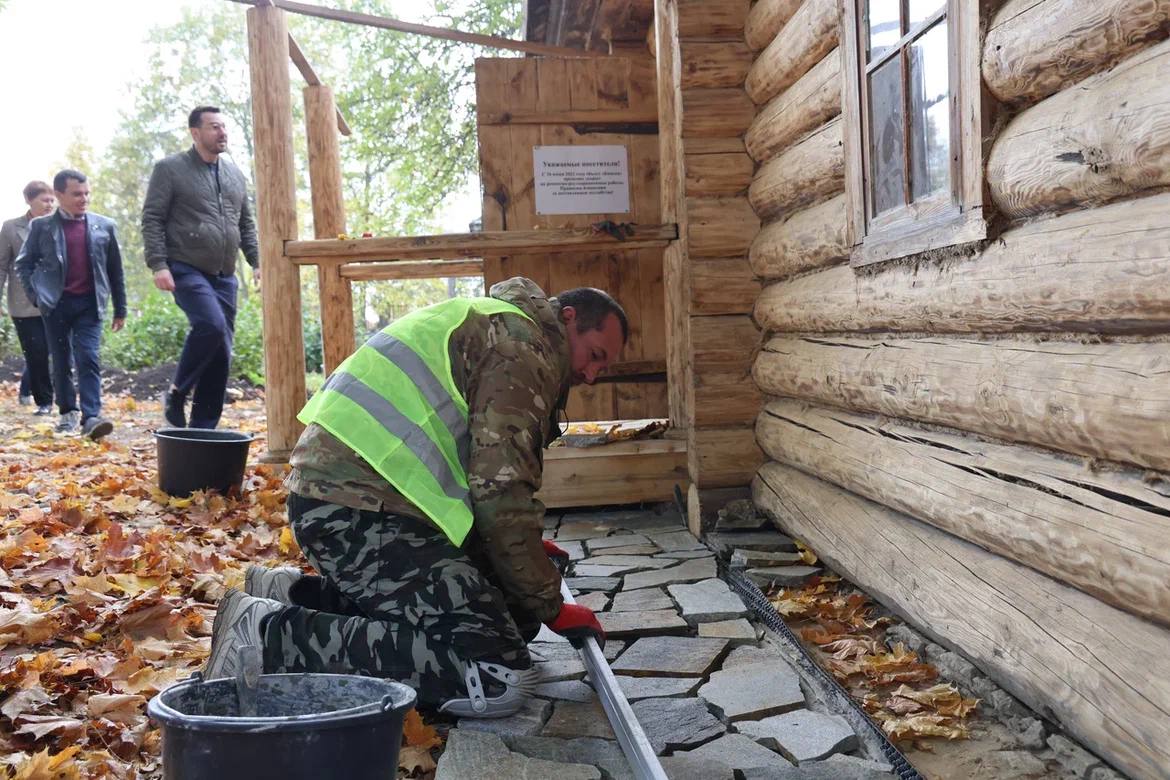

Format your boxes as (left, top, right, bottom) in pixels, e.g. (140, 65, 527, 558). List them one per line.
(247, 5, 306, 460)
(304, 84, 354, 375)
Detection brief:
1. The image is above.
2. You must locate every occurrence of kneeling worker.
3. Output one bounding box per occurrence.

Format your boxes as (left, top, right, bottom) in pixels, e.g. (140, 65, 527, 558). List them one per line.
(204, 277, 623, 716)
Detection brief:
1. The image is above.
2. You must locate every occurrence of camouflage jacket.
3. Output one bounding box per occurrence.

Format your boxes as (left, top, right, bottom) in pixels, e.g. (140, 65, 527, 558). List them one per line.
(286, 277, 571, 623)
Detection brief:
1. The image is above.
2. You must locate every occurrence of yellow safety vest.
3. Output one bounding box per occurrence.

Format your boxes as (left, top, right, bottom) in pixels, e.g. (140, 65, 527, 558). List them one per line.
(298, 297, 533, 546)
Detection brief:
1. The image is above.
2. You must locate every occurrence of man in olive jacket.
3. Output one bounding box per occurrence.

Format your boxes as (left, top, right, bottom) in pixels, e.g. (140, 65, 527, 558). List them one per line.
(141, 105, 259, 430)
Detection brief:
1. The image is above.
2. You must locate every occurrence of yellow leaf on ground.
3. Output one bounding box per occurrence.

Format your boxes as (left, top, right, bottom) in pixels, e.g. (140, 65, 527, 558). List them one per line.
(277, 526, 298, 556)
(88, 693, 147, 724)
(402, 708, 443, 749)
(879, 713, 969, 741)
(11, 746, 82, 780)
(0, 607, 59, 648)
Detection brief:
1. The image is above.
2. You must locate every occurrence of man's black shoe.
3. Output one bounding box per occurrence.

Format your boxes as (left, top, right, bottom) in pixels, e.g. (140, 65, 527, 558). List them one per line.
(162, 389, 187, 427)
(82, 416, 114, 441)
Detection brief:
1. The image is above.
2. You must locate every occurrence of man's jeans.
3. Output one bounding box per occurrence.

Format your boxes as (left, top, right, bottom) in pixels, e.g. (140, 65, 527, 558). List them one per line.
(13, 315, 52, 406)
(43, 293, 103, 421)
(171, 261, 238, 429)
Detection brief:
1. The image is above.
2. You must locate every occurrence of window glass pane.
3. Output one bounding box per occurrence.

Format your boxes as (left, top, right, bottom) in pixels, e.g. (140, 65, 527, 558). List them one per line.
(869, 56, 905, 215)
(908, 0, 944, 30)
(909, 20, 950, 201)
(867, 0, 900, 61)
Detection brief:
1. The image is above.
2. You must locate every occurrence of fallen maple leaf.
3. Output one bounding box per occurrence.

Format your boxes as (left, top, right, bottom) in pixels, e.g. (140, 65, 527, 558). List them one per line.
(887, 683, 979, 719)
(0, 607, 59, 648)
(398, 745, 437, 776)
(10, 745, 82, 780)
(87, 693, 147, 725)
(877, 712, 969, 741)
(402, 708, 442, 749)
(13, 714, 86, 741)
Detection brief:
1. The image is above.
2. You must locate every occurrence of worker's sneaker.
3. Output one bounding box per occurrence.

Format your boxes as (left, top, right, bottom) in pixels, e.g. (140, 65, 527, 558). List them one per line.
(244, 565, 302, 604)
(34, 404, 53, 416)
(204, 589, 283, 680)
(438, 660, 538, 718)
(82, 416, 114, 441)
(18, 394, 33, 406)
(55, 411, 81, 434)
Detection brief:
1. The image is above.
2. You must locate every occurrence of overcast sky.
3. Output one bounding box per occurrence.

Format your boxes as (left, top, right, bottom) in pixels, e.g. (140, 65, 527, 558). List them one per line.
(0, 0, 479, 232)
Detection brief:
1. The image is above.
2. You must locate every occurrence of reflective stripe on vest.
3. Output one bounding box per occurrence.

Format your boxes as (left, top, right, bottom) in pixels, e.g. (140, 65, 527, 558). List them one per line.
(297, 297, 534, 546)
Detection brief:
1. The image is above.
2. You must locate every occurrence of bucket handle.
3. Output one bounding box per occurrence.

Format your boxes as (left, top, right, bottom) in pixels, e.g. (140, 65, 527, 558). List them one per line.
(381, 694, 403, 713)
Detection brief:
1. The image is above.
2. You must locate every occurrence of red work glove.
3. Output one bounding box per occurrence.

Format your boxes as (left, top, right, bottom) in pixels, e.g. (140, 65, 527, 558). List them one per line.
(547, 603, 606, 650)
(542, 539, 571, 573)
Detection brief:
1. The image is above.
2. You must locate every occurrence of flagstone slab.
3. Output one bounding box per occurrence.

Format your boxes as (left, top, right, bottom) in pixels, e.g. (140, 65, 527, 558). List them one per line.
(541, 699, 617, 740)
(559, 541, 586, 561)
(435, 729, 601, 780)
(631, 697, 727, 754)
(534, 625, 570, 643)
(573, 564, 635, 578)
(532, 640, 626, 663)
(504, 736, 634, 780)
(655, 549, 717, 560)
(698, 618, 758, 644)
(574, 591, 612, 612)
(533, 680, 597, 703)
(737, 709, 858, 763)
(584, 534, 650, 552)
(458, 698, 552, 737)
(566, 576, 622, 593)
(582, 554, 675, 570)
(698, 661, 805, 721)
(678, 733, 794, 772)
(556, 521, 618, 541)
(707, 531, 797, 554)
(667, 578, 750, 624)
(746, 566, 822, 588)
(737, 756, 893, 779)
(611, 636, 729, 677)
(724, 644, 786, 669)
(597, 544, 662, 556)
(623, 557, 716, 591)
(610, 587, 674, 612)
(613, 675, 700, 701)
(731, 549, 804, 569)
(716, 499, 769, 531)
(598, 609, 688, 638)
(657, 754, 736, 780)
(648, 530, 708, 552)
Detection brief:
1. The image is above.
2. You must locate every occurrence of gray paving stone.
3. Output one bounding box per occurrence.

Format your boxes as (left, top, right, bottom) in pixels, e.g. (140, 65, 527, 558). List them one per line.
(458, 698, 552, 737)
(564, 509, 675, 532)
(559, 541, 586, 561)
(566, 576, 622, 593)
(573, 563, 635, 578)
(574, 591, 612, 612)
(746, 566, 822, 588)
(680, 733, 793, 772)
(611, 636, 729, 677)
(541, 699, 617, 740)
(534, 625, 570, 643)
(698, 618, 759, 644)
(737, 709, 858, 763)
(613, 675, 700, 701)
(623, 557, 717, 591)
(668, 578, 750, 624)
(658, 754, 736, 780)
(824, 754, 893, 773)
(556, 521, 617, 541)
(533, 680, 597, 703)
(435, 728, 601, 780)
(707, 531, 797, 554)
(581, 554, 676, 570)
(504, 736, 634, 780)
(699, 662, 805, 721)
(972, 751, 1050, 780)
(724, 644, 785, 669)
(533, 640, 626, 664)
(1047, 734, 1102, 777)
(610, 587, 674, 612)
(717, 499, 769, 531)
(585, 533, 650, 551)
(649, 529, 708, 552)
(631, 696, 727, 755)
(731, 549, 804, 569)
(535, 658, 586, 682)
(655, 549, 717, 560)
(596, 543, 662, 556)
(599, 608, 688, 638)
(735, 754, 893, 779)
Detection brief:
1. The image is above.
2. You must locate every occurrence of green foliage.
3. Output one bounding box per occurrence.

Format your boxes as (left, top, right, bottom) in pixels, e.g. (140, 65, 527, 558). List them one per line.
(101, 291, 189, 370)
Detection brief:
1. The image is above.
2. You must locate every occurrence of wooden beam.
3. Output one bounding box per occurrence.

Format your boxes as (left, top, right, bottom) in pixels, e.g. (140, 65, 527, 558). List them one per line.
(982, 0, 1170, 107)
(686, 196, 759, 258)
(745, 0, 839, 105)
(680, 88, 756, 138)
(749, 194, 848, 280)
(679, 41, 753, 88)
(285, 224, 678, 263)
(538, 438, 689, 507)
(755, 399, 1170, 627)
(688, 425, 763, 488)
(677, 0, 750, 39)
(754, 191, 1170, 335)
(339, 259, 484, 281)
(745, 0, 802, 51)
(745, 49, 840, 165)
(228, 0, 609, 59)
(748, 117, 843, 220)
(304, 84, 354, 375)
(478, 106, 659, 125)
(754, 334, 1170, 472)
(247, 5, 306, 458)
(287, 34, 351, 136)
(753, 463, 1170, 780)
(988, 38, 1170, 219)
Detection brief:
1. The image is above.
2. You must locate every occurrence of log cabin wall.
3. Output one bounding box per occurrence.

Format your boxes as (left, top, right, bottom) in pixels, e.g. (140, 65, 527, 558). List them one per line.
(744, 0, 1170, 777)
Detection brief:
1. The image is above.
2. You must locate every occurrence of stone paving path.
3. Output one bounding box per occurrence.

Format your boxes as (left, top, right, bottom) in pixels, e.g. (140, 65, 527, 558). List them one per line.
(435, 508, 895, 780)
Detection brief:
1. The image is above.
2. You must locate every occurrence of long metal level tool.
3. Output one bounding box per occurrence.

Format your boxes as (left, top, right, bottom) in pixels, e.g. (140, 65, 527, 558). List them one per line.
(559, 580, 668, 780)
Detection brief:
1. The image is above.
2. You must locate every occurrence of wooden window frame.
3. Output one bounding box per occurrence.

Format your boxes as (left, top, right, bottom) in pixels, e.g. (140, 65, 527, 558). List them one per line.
(842, 0, 986, 267)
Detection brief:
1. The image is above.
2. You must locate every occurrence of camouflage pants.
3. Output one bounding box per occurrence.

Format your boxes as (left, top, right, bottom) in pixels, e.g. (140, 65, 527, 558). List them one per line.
(261, 493, 535, 707)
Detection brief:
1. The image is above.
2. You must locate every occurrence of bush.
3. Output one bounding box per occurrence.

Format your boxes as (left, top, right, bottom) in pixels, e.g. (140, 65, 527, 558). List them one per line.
(102, 290, 188, 370)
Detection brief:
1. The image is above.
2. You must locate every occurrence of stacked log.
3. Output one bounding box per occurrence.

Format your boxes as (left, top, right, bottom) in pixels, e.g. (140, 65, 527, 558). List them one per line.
(748, 195, 847, 280)
(745, 0, 838, 104)
(748, 118, 843, 219)
(745, 0, 803, 51)
(745, 50, 840, 164)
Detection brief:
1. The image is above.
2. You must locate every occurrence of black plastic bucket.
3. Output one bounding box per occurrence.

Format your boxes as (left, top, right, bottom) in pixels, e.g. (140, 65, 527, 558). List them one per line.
(147, 672, 417, 780)
(155, 428, 254, 497)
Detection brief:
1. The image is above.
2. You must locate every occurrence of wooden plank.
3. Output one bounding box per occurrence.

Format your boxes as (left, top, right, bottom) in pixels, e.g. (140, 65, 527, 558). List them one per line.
(745, 49, 840, 164)
(684, 152, 754, 196)
(982, 0, 1170, 107)
(339, 259, 483, 280)
(692, 314, 761, 427)
(748, 117, 844, 220)
(680, 41, 753, 88)
(478, 107, 659, 125)
(755, 399, 1170, 627)
(745, 0, 839, 105)
(749, 194, 848, 280)
(680, 88, 756, 137)
(677, 0, 750, 38)
(688, 425, 763, 488)
(754, 335, 1170, 472)
(686, 196, 759, 258)
(685, 137, 746, 155)
(988, 39, 1170, 219)
(637, 248, 669, 417)
(538, 438, 689, 507)
(754, 191, 1170, 335)
(286, 225, 678, 261)
(247, 5, 306, 458)
(753, 463, 1170, 780)
(689, 258, 760, 314)
(745, 0, 803, 51)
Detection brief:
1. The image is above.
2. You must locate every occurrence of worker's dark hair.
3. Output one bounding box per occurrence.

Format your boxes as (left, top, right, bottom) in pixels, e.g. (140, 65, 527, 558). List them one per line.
(52, 169, 86, 193)
(22, 180, 51, 202)
(188, 105, 222, 128)
(557, 287, 629, 344)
